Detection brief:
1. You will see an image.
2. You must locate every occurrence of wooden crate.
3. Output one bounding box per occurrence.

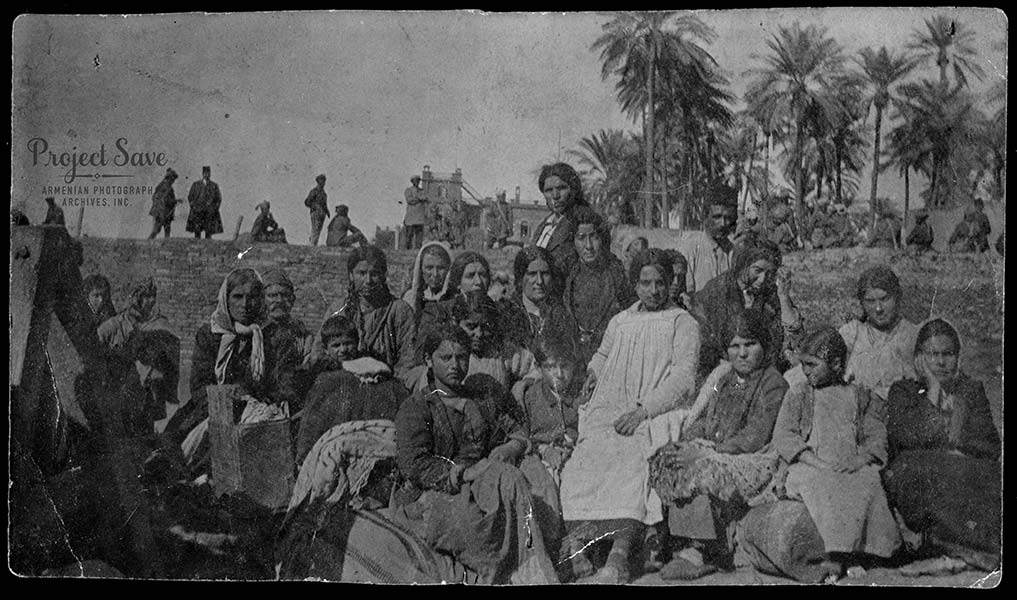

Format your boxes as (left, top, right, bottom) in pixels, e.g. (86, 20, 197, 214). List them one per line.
(207, 385, 294, 511)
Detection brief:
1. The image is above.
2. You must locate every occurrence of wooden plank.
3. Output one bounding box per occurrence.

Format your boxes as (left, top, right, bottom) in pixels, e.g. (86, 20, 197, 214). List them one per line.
(237, 420, 294, 511)
(208, 385, 242, 497)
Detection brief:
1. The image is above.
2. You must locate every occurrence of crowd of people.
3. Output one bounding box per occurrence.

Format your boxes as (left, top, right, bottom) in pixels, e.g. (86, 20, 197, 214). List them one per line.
(67, 161, 1001, 584)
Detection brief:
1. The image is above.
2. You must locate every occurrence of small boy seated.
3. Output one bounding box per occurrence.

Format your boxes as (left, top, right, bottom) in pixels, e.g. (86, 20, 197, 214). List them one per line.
(520, 338, 581, 484)
(295, 314, 409, 464)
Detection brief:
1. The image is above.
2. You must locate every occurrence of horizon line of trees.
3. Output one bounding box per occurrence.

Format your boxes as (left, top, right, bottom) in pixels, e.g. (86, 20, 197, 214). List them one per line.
(569, 12, 1005, 236)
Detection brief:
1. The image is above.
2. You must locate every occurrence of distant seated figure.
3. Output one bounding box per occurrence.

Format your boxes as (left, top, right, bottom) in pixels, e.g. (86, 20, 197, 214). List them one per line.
(826, 204, 855, 248)
(868, 209, 900, 249)
(967, 198, 991, 253)
(326, 204, 367, 248)
(43, 196, 65, 226)
(809, 203, 834, 249)
(251, 201, 287, 243)
(767, 205, 797, 254)
(11, 207, 30, 227)
(948, 214, 973, 253)
(906, 211, 934, 253)
(995, 231, 1004, 256)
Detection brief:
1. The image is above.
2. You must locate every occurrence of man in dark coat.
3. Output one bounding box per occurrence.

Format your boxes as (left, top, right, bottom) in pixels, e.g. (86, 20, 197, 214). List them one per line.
(43, 196, 65, 226)
(185, 165, 224, 239)
(403, 175, 428, 250)
(148, 168, 180, 239)
(305, 174, 330, 246)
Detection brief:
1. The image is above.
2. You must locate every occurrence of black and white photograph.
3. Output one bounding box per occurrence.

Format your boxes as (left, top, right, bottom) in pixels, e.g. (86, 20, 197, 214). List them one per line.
(9, 9, 1005, 585)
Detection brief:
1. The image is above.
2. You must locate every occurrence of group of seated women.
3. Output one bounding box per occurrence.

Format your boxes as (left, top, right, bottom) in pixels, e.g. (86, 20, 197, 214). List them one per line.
(139, 209, 998, 584)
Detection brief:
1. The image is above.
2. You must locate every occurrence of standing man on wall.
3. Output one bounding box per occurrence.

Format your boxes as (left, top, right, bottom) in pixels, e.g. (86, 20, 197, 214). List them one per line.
(305, 174, 330, 246)
(403, 175, 427, 250)
(148, 168, 180, 239)
(185, 166, 224, 240)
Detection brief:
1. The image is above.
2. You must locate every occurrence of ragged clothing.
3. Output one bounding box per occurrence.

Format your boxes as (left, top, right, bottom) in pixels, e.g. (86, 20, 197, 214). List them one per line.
(774, 383, 900, 557)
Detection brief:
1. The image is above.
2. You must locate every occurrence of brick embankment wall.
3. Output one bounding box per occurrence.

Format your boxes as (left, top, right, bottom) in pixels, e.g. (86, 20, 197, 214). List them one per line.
(77, 238, 1003, 426)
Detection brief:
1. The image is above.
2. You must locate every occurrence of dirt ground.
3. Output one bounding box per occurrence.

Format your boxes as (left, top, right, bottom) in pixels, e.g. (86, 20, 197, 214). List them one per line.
(628, 565, 1001, 587)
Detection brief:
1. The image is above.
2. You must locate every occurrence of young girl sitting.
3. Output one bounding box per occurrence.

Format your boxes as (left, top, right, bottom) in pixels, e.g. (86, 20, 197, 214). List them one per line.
(295, 313, 409, 465)
(650, 309, 789, 580)
(772, 327, 901, 579)
(520, 338, 581, 487)
(392, 325, 559, 584)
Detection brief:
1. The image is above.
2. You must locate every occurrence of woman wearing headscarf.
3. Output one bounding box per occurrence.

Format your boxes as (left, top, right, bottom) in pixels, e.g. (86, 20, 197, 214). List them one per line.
(530, 162, 590, 276)
(562, 208, 635, 368)
(836, 265, 919, 401)
(691, 242, 802, 378)
(83, 274, 117, 332)
(164, 267, 302, 474)
(327, 246, 416, 383)
(401, 241, 454, 358)
(559, 249, 700, 583)
(884, 318, 1000, 572)
(97, 277, 181, 432)
(503, 245, 578, 356)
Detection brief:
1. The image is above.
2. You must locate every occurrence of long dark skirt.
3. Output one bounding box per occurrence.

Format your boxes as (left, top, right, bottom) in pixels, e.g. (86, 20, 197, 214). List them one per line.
(884, 449, 1001, 564)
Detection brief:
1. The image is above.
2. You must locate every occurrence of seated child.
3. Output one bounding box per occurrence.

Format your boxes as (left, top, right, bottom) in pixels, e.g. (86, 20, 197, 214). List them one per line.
(772, 326, 901, 580)
(295, 313, 409, 464)
(520, 338, 581, 486)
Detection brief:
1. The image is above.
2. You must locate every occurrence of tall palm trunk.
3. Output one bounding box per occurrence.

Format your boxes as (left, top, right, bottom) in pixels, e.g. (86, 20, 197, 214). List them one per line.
(794, 115, 808, 241)
(643, 48, 655, 228)
(661, 123, 670, 229)
(903, 166, 911, 248)
(869, 103, 884, 227)
(742, 131, 758, 212)
(762, 132, 772, 226)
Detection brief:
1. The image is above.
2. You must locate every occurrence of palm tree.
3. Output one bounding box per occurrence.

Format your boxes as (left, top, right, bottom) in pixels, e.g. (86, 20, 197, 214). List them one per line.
(744, 22, 848, 237)
(896, 79, 980, 208)
(907, 15, 986, 90)
(567, 129, 643, 216)
(857, 46, 918, 226)
(592, 12, 720, 227)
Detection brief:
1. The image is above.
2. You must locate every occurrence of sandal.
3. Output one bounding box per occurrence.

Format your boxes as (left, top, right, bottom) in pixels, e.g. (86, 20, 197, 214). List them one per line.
(660, 556, 718, 581)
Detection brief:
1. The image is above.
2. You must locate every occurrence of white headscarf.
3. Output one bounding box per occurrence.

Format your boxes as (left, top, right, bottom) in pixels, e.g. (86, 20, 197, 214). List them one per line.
(401, 240, 452, 313)
(210, 268, 265, 385)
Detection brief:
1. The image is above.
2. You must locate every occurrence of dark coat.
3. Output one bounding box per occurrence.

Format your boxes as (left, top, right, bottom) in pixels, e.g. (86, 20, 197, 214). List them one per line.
(304, 186, 329, 217)
(529, 207, 580, 276)
(691, 272, 788, 378)
(149, 178, 179, 223)
(563, 254, 635, 366)
(886, 374, 999, 461)
(163, 320, 303, 443)
(682, 366, 788, 454)
(295, 369, 409, 464)
(395, 387, 489, 498)
(185, 179, 224, 234)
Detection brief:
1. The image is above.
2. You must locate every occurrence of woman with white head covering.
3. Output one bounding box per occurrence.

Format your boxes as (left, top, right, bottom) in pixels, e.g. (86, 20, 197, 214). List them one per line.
(164, 267, 302, 475)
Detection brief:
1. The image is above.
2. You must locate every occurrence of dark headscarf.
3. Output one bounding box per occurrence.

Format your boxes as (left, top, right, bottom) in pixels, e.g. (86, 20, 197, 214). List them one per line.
(731, 241, 782, 276)
(83, 274, 116, 322)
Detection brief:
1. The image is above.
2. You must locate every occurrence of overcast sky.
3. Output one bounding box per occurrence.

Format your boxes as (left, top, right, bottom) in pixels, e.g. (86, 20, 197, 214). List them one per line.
(11, 9, 1006, 241)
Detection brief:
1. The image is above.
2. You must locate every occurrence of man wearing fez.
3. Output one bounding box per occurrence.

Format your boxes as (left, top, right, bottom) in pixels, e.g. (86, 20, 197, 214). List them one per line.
(148, 168, 180, 239)
(305, 174, 330, 246)
(186, 165, 224, 239)
(403, 175, 428, 250)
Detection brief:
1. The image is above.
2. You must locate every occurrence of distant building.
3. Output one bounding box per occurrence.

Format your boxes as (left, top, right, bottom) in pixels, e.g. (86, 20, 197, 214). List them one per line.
(502, 185, 548, 244)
